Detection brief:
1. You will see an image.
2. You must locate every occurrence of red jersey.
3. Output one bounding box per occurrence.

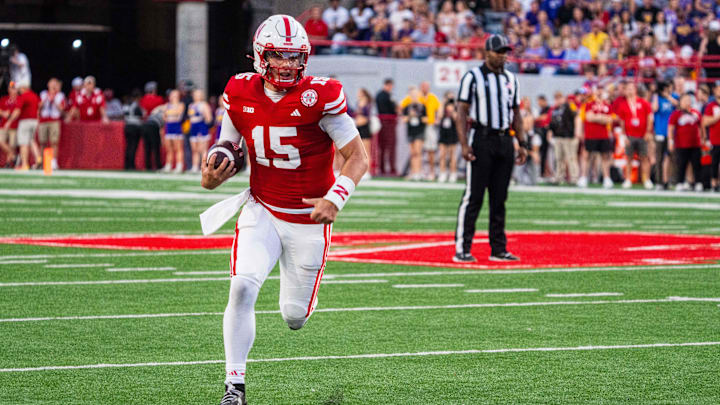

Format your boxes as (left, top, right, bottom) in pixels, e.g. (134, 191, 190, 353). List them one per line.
(17, 90, 40, 120)
(0, 96, 19, 129)
(612, 96, 652, 138)
(76, 88, 106, 121)
(580, 98, 611, 140)
(224, 73, 347, 224)
(67, 89, 81, 111)
(139, 94, 165, 119)
(669, 109, 701, 148)
(704, 101, 720, 146)
(304, 19, 328, 39)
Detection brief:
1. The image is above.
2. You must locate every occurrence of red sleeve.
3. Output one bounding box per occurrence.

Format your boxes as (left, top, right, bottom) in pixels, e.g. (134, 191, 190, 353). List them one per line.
(610, 99, 622, 118)
(704, 102, 716, 116)
(320, 78, 347, 115)
(668, 111, 678, 126)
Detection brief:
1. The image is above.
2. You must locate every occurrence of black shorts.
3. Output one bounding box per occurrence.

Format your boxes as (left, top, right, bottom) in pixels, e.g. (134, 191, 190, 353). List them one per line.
(625, 136, 648, 157)
(358, 124, 371, 140)
(407, 126, 424, 142)
(439, 128, 458, 145)
(585, 139, 613, 153)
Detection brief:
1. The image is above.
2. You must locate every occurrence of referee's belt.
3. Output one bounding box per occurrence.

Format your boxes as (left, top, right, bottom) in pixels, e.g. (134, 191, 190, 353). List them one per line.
(471, 124, 509, 137)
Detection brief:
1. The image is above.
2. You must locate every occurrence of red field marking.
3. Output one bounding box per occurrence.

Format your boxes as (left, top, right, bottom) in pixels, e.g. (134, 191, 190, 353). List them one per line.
(2, 232, 720, 269)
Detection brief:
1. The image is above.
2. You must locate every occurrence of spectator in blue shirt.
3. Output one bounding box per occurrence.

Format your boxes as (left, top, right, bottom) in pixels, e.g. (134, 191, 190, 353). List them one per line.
(410, 15, 435, 59)
(541, 0, 563, 23)
(652, 81, 678, 188)
(560, 36, 591, 74)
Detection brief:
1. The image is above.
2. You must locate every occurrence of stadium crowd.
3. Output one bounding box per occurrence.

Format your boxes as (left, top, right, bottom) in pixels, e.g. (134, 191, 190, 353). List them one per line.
(363, 74, 720, 191)
(303, 0, 720, 81)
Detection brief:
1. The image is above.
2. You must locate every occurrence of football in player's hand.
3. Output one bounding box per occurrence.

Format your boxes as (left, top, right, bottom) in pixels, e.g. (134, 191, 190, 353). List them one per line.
(207, 140, 244, 171)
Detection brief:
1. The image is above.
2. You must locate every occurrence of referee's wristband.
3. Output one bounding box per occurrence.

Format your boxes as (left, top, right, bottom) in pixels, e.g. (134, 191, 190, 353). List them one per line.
(323, 175, 356, 211)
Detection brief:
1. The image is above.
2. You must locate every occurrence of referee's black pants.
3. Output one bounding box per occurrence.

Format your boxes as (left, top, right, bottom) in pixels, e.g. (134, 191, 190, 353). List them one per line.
(455, 134, 515, 256)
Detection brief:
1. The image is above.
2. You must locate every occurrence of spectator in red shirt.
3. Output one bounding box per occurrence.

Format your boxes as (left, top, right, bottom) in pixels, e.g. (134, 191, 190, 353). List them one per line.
(68, 76, 108, 123)
(612, 81, 654, 189)
(703, 83, 720, 192)
(0, 82, 19, 167)
(139, 81, 164, 119)
(578, 85, 614, 189)
(66, 76, 83, 114)
(668, 93, 703, 191)
(305, 5, 329, 43)
(4, 80, 40, 170)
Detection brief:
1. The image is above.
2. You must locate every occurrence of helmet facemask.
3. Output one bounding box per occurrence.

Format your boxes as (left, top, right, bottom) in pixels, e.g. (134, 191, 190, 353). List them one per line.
(260, 49, 308, 89)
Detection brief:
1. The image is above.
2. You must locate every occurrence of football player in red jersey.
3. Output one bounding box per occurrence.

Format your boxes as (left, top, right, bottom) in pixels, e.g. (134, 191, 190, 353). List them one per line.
(200, 15, 368, 405)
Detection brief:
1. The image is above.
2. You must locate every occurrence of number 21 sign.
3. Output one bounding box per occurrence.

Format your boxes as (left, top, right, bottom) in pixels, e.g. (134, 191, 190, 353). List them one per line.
(433, 62, 467, 88)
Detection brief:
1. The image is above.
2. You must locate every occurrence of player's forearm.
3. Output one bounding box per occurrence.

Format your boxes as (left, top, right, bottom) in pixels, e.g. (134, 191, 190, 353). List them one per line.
(338, 137, 369, 185)
(456, 103, 469, 146)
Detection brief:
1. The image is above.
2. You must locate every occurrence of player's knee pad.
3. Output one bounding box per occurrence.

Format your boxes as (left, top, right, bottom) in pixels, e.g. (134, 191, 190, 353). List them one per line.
(228, 276, 261, 311)
(281, 302, 308, 330)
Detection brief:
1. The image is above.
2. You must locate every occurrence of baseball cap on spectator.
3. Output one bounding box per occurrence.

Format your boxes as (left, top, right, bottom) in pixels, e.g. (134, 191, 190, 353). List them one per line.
(485, 34, 512, 53)
(710, 20, 720, 32)
(72, 77, 83, 87)
(144, 81, 158, 93)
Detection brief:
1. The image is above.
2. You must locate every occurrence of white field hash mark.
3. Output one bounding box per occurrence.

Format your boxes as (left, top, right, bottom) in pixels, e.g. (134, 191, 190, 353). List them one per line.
(465, 288, 538, 293)
(106, 267, 176, 272)
(545, 292, 623, 298)
(1, 342, 718, 373)
(393, 284, 465, 288)
(1, 297, 718, 323)
(44, 263, 113, 269)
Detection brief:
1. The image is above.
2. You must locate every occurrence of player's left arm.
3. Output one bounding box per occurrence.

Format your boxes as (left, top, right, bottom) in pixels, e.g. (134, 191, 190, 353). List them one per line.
(303, 112, 369, 225)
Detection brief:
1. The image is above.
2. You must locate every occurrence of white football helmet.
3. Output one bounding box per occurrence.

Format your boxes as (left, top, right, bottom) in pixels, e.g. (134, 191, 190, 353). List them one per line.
(253, 14, 311, 89)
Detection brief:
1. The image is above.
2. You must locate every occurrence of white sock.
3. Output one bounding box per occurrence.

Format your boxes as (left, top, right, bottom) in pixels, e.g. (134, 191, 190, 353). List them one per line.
(223, 276, 261, 385)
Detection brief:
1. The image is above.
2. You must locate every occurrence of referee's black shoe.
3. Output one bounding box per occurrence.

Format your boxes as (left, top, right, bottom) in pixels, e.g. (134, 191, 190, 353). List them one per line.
(489, 252, 520, 262)
(452, 252, 477, 263)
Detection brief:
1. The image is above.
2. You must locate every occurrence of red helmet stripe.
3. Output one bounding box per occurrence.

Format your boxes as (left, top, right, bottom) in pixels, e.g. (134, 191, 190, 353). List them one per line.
(282, 16, 292, 43)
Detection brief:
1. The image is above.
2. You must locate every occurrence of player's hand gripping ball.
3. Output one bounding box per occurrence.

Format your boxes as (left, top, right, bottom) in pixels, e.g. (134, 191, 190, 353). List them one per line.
(207, 141, 245, 172)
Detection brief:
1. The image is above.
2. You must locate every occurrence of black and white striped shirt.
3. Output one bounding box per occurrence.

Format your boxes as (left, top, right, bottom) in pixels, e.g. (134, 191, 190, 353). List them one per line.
(457, 63, 519, 130)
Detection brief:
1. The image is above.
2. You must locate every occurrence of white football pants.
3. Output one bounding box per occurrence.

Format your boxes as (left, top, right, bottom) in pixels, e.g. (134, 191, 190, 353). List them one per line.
(223, 197, 331, 384)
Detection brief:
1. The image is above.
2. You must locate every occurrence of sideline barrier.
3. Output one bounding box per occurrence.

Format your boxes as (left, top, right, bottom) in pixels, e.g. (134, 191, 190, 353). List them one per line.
(58, 121, 148, 170)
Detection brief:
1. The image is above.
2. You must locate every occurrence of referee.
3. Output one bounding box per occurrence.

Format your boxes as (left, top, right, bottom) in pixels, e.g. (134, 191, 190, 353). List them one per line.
(453, 34, 528, 263)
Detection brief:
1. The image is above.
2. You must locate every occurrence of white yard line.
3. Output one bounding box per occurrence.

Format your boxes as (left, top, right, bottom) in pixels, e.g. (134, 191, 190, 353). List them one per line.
(330, 240, 465, 257)
(0, 260, 47, 265)
(465, 288, 539, 293)
(1, 341, 718, 373)
(2, 263, 719, 287)
(668, 296, 720, 302)
(0, 277, 385, 287)
(174, 271, 226, 275)
(0, 250, 227, 261)
(624, 243, 720, 252)
(321, 279, 388, 284)
(44, 263, 113, 269)
(393, 284, 465, 288)
(2, 297, 718, 323)
(106, 267, 176, 272)
(545, 292, 623, 298)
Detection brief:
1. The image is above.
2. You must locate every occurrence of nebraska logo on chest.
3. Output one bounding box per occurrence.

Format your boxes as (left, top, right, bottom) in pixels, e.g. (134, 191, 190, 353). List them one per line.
(300, 89, 318, 107)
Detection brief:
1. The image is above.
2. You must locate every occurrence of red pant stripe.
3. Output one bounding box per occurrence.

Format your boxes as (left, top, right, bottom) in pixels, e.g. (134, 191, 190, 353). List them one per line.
(306, 224, 330, 317)
(230, 219, 239, 276)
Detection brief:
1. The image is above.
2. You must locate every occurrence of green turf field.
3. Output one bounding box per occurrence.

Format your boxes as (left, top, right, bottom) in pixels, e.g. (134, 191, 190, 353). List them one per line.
(0, 170, 719, 404)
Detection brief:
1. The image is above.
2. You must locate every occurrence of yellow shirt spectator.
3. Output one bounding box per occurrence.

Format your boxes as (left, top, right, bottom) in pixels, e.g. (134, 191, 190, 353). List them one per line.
(582, 30, 608, 60)
(401, 89, 440, 125)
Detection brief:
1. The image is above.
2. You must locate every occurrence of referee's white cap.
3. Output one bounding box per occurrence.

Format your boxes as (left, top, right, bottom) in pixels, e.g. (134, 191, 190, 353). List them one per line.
(485, 34, 512, 53)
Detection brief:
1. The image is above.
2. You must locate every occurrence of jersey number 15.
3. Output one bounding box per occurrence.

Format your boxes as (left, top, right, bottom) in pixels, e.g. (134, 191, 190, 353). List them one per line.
(251, 126, 301, 169)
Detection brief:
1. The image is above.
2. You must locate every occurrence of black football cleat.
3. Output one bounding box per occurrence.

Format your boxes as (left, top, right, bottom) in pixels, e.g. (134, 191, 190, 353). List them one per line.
(452, 252, 477, 263)
(220, 382, 247, 405)
(489, 252, 520, 262)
